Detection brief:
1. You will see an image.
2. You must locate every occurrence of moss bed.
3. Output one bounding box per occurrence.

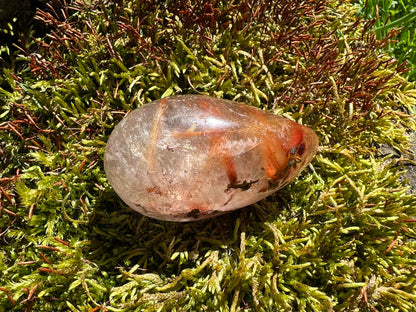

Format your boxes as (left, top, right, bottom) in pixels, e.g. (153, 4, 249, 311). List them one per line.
(1, 0, 416, 311)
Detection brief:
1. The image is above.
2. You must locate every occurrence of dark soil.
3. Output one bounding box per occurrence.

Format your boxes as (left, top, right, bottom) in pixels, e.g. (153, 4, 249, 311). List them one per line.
(405, 133, 416, 194)
(379, 132, 416, 194)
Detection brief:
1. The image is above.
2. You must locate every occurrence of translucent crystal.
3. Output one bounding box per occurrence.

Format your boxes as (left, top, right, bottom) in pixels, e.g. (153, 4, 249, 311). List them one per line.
(104, 95, 319, 221)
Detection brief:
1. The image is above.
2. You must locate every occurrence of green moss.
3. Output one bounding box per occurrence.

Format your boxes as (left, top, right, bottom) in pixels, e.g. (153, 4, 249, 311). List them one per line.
(0, 0, 415, 311)
(356, 0, 416, 81)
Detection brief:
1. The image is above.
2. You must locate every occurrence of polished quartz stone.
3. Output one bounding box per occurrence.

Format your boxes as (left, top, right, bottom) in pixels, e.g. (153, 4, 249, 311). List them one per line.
(104, 95, 319, 221)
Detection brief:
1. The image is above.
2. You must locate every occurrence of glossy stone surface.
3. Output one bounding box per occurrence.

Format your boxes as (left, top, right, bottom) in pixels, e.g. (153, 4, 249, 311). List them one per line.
(104, 95, 319, 221)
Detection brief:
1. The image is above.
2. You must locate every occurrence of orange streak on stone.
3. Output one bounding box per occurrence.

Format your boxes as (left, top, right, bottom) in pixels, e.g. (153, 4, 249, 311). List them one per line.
(289, 126, 304, 149)
(171, 128, 234, 138)
(147, 99, 167, 171)
(222, 154, 238, 184)
(209, 135, 238, 184)
(262, 135, 287, 180)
